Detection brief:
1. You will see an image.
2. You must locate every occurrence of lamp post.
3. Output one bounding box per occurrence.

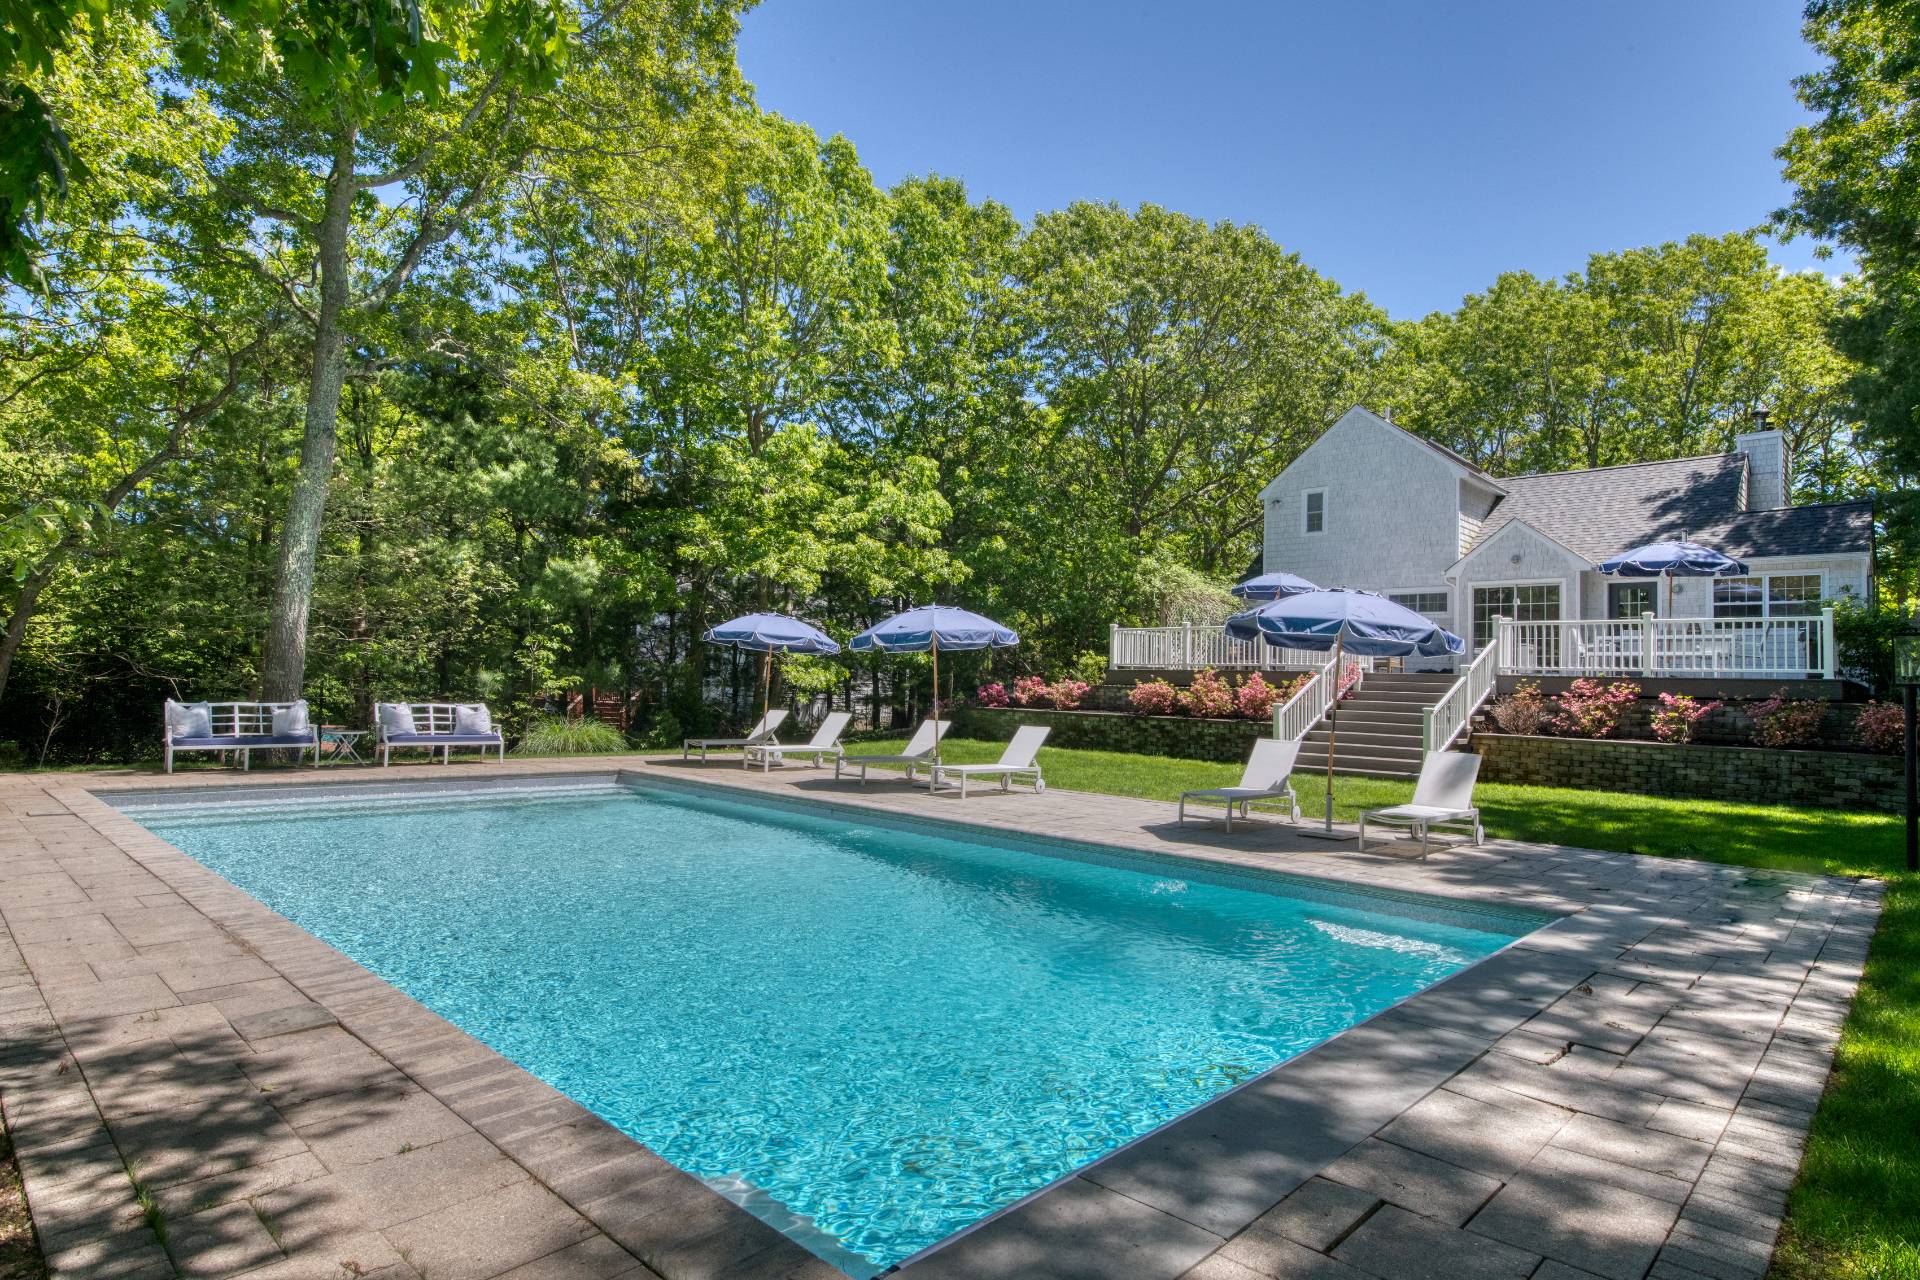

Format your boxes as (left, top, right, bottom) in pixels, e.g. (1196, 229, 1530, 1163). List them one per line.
(1896, 633, 1920, 874)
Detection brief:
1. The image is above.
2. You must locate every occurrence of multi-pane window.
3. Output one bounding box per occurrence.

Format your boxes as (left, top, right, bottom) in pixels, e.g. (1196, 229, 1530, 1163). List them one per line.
(1389, 592, 1450, 620)
(1608, 583, 1654, 619)
(1303, 489, 1325, 534)
(1712, 574, 1822, 619)
(1472, 584, 1560, 647)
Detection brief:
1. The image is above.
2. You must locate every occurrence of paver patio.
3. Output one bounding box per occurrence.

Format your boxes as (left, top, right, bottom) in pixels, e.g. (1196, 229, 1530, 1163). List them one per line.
(0, 755, 1880, 1280)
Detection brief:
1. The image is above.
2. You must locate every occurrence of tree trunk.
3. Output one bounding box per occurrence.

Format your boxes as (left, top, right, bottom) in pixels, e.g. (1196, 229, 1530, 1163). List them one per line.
(0, 558, 58, 705)
(261, 126, 358, 701)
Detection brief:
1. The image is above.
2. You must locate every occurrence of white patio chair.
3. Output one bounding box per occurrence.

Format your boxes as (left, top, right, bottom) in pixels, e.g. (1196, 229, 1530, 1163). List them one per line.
(683, 709, 788, 762)
(929, 725, 1050, 798)
(743, 712, 853, 771)
(835, 720, 949, 785)
(1358, 751, 1485, 859)
(1177, 738, 1302, 832)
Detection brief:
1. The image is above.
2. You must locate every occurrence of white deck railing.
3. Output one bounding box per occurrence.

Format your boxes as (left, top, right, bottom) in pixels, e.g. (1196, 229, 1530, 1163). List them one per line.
(1495, 610, 1837, 680)
(1111, 623, 1375, 673)
(1271, 651, 1371, 742)
(1424, 638, 1501, 752)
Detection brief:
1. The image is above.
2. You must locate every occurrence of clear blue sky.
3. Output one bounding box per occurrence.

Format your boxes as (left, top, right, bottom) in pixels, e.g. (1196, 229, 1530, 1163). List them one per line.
(737, 1, 1839, 319)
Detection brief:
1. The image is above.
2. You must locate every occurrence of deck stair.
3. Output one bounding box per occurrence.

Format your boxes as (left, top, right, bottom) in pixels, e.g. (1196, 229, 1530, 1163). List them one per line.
(1295, 672, 1459, 780)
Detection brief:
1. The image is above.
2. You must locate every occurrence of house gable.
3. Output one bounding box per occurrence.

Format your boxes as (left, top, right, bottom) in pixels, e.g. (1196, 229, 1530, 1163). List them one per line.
(1260, 407, 1498, 593)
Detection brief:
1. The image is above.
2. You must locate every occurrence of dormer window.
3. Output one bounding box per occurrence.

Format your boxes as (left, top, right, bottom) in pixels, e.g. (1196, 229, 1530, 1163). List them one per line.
(1303, 489, 1326, 534)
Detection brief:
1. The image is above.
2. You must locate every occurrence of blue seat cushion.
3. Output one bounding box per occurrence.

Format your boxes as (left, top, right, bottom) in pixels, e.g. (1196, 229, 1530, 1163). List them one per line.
(385, 733, 503, 745)
(172, 734, 316, 749)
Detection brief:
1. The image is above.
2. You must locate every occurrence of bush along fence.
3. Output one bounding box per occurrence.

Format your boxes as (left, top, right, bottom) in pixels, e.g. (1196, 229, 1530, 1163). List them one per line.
(948, 668, 1310, 762)
(1480, 679, 1901, 755)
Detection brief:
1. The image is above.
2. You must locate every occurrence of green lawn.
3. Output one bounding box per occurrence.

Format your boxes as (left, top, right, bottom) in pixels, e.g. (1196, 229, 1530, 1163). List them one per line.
(859, 735, 1916, 1280)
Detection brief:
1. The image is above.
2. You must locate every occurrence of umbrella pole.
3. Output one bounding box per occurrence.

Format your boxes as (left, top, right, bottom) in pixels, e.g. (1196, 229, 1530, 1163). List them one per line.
(1324, 635, 1340, 831)
(1298, 634, 1356, 842)
(930, 638, 941, 766)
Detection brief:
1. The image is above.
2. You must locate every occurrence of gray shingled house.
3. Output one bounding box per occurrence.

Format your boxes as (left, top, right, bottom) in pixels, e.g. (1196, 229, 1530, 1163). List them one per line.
(1250, 406, 1873, 679)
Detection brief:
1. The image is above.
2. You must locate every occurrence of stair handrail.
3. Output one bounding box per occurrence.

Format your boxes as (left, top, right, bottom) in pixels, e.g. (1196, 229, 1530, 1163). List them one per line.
(1272, 651, 1343, 742)
(1422, 641, 1501, 753)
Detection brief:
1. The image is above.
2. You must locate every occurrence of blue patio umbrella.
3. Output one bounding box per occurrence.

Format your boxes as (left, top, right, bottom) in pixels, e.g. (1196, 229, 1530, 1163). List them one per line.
(1224, 589, 1464, 837)
(703, 612, 842, 721)
(1230, 571, 1321, 602)
(849, 605, 1019, 757)
(1597, 538, 1748, 615)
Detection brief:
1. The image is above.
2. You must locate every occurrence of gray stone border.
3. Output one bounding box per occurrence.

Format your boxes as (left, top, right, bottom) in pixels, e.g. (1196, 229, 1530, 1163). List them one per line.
(0, 757, 1883, 1280)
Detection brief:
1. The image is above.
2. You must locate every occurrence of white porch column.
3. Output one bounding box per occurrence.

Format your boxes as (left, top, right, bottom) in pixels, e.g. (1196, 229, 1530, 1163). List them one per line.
(1642, 612, 1658, 674)
(1183, 620, 1193, 669)
(1820, 607, 1837, 679)
(1109, 622, 1119, 671)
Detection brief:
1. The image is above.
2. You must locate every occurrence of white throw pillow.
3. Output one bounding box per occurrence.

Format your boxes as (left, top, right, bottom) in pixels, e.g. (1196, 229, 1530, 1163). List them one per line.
(166, 700, 212, 738)
(378, 703, 416, 736)
(272, 700, 311, 737)
(454, 704, 491, 735)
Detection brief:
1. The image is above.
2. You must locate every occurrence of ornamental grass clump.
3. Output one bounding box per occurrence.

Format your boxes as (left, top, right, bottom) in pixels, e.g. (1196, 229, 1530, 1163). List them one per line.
(1180, 668, 1236, 718)
(1748, 690, 1827, 748)
(1553, 679, 1640, 738)
(516, 714, 628, 755)
(1650, 692, 1722, 744)
(1128, 679, 1179, 716)
(1855, 700, 1904, 754)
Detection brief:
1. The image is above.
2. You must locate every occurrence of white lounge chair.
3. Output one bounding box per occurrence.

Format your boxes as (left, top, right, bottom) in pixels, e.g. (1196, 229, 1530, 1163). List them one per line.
(1359, 751, 1485, 859)
(744, 712, 853, 771)
(835, 720, 949, 785)
(1177, 738, 1302, 832)
(683, 709, 788, 762)
(930, 725, 1050, 798)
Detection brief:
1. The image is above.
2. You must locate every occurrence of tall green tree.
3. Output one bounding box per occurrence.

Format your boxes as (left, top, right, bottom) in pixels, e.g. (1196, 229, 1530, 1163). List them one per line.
(1779, 0, 1920, 558)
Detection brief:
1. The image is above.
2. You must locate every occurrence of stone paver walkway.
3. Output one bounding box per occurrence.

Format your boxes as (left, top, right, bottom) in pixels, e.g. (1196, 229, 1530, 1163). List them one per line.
(0, 756, 1881, 1280)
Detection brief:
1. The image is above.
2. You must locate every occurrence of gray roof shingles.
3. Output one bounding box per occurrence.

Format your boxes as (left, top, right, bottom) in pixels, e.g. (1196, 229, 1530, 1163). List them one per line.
(1470, 453, 1872, 562)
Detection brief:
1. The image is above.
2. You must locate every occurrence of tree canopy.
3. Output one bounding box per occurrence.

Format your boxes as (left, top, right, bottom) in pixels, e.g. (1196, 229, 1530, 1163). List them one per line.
(0, 7, 1902, 763)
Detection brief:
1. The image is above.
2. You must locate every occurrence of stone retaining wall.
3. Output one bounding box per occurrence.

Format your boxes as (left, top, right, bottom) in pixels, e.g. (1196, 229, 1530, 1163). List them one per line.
(1471, 731, 1901, 814)
(953, 706, 1267, 762)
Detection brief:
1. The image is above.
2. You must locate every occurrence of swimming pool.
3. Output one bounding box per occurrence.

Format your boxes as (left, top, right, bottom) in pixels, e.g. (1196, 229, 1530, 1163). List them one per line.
(116, 776, 1544, 1276)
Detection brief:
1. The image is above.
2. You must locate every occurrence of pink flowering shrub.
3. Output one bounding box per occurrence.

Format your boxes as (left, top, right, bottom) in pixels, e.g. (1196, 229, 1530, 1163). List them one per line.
(1129, 679, 1179, 716)
(975, 682, 1009, 708)
(1650, 692, 1721, 744)
(1049, 678, 1090, 711)
(1335, 662, 1364, 699)
(1181, 668, 1236, 718)
(1234, 673, 1283, 721)
(1553, 679, 1640, 738)
(1010, 675, 1053, 708)
(1856, 701, 1904, 754)
(1488, 681, 1553, 735)
(1747, 690, 1827, 748)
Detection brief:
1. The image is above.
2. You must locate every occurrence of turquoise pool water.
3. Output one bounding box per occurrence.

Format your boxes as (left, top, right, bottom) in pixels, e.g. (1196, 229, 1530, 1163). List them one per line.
(119, 778, 1540, 1276)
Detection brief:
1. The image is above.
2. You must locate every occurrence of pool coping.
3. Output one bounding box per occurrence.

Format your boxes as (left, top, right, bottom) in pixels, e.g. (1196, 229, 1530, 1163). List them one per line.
(0, 756, 1884, 1280)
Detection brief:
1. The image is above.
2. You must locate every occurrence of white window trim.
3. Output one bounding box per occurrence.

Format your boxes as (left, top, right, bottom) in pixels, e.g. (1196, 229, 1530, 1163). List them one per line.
(1711, 571, 1826, 620)
(1302, 488, 1326, 535)
(1469, 579, 1567, 652)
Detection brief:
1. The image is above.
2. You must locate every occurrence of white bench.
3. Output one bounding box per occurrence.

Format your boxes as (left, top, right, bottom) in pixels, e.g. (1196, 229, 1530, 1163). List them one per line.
(374, 703, 505, 765)
(163, 701, 319, 773)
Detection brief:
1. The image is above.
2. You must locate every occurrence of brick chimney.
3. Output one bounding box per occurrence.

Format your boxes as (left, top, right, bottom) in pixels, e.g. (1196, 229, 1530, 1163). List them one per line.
(1734, 410, 1786, 511)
